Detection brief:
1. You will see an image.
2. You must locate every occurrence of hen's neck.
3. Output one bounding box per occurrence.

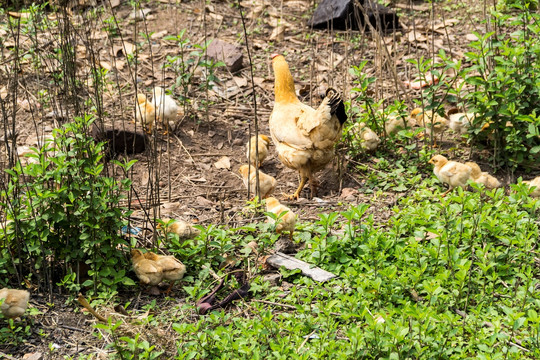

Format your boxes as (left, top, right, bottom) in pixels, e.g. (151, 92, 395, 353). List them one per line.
(273, 61, 299, 104)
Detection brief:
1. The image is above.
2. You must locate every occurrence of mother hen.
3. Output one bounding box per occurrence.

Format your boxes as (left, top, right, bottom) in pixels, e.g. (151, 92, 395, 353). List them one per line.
(269, 54, 348, 199)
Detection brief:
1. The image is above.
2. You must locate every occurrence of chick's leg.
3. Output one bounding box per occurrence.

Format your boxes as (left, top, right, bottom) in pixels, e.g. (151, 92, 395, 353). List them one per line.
(164, 281, 175, 296)
(441, 187, 452, 197)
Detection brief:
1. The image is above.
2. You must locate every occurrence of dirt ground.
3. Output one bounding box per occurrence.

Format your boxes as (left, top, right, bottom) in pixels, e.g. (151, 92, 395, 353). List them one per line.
(0, 0, 501, 357)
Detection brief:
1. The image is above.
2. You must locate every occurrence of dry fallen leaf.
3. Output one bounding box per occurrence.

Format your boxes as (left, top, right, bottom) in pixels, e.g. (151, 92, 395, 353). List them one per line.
(0, 86, 7, 100)
(270, 25, 287, 42)
(110, 0, 121, 7)
(466, 33, 479, 42)
(214, 156, 231, 170)
(233, 76, 248, 88)
(434, 18, 459, 30)
(7, 11, 30, 19)
(407, 30, 427, 43)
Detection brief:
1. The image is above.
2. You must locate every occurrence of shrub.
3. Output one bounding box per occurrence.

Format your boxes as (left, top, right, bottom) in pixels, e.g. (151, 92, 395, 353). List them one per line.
(463, 5, 540, 170)
(0, 115, 134, 295)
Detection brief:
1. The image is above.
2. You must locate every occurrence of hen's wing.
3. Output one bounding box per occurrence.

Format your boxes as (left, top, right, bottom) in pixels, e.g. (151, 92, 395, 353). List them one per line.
(269, 102, 314, 150)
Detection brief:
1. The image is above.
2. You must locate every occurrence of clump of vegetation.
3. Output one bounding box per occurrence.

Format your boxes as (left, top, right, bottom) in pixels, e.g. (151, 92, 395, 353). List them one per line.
(0, 115, 135, 295)
(461, 5, 540, 170)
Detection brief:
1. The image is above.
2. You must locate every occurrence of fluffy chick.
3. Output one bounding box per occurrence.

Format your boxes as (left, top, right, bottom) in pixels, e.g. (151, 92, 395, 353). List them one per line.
(428, 155, 472, 196)
(266, 197, 296, 241)
(162, 219, 200, 240)
(465, 161, 501, 189)
(135, 93, 156, 134)
(411, 108, 448, 145)
(449, 112, 475, 135)
(239, 164, 277, 199)
(355, 122, 381, 152)
(131, 249, 163, 289)
(144, 252, 186, 294)
(246, 135, 270, 168)
(523, 177, 540, 197)
(384, 114, 416, 136)
(152, 87, 178, 135)
(0, 288, 30, 320)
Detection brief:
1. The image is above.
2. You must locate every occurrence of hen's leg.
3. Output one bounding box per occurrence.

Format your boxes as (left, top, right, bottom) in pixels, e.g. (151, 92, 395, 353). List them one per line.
(287, 175, 308, 200)
(309, 175, 319, 198)
(441, 187, 452, 197)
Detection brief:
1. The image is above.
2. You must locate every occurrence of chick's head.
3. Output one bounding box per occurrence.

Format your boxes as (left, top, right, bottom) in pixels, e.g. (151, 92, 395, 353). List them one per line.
(136, 94, 147, 104)
(265, 197, 280, 210)
(259, 134, 270, 144)
(144, 251, 159, 261)
(131, 249, 144, 260)
(428, 155, 448, 167)
(238, 165, 250, 177)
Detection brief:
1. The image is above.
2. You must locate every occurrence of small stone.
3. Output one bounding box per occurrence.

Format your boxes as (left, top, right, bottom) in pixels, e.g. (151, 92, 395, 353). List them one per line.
(206, 39, 243, 73)
(263, 273, 281, 286)
(274, 238, 296, 254)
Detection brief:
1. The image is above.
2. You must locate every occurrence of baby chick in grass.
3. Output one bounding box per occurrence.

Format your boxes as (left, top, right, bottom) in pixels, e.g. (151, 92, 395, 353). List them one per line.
(144, 252, 186, 295)
(449, 112, 475, 135)
(355, 122, 381, 152)
(411, 108, 448, 146)
(239, 164, 277, 199)
(246, 135, 271, 168)
(152, 87, 178, 135)
(465, 161, 501, 189)
(523, 177, 540, 197)
(135, 93, 156, 134)
(0, 288, 30, 321)
(384, 114, 416, 136)
(265, 197, 296, 241)
(160, 218, 200, 240)
(428, 155, 472, 197)
(131, 249, 163, 295)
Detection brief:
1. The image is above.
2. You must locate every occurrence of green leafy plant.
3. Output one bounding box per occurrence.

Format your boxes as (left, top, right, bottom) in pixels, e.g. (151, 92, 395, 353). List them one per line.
(462, 5, 540, 170)
(0, 115, 134, 295)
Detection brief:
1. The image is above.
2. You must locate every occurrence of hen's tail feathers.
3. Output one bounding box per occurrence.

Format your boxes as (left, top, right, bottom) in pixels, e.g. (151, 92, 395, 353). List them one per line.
(325, 88, 347, 125)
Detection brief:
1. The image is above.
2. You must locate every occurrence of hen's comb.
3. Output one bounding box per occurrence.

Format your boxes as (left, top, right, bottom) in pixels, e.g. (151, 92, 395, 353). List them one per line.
(271, 53, 280, 59)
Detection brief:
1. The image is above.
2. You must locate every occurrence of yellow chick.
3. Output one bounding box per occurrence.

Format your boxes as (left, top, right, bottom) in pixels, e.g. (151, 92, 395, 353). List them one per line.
(246, 135, 270, 168)
(131, 249, 163, 289)
(384, 114, 416, 136)
(239, 164, 277, 199)
(356, 122, 381, 152)
(162, 219, 200, 239)
(135, 93, 156, 134)
(465, 162, 501, 189)
(449, 112, 475, 135)
(523, 177, 540, 197)
(152, 87, 178, 135)
(0, 288, 30, 320)
(144, 252, 186, 294)
(411, 108, 448, 145)
(428, 155, 472, 196)
(266, 197, 296, 241)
